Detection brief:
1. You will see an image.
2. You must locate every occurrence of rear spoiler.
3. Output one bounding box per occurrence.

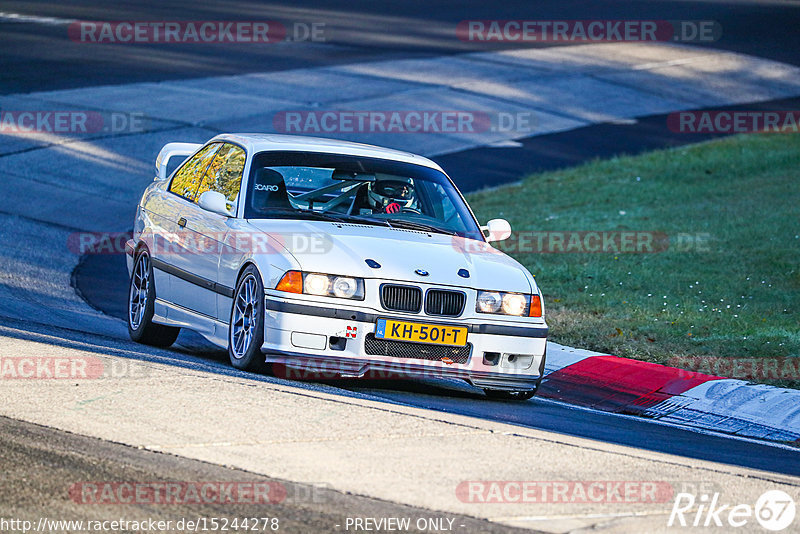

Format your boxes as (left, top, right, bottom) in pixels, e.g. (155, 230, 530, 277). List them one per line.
(154, 142, 202, 181)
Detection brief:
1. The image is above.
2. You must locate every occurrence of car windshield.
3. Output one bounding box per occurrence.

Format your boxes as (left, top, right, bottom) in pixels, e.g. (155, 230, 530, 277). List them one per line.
(244, 151, 484, 240)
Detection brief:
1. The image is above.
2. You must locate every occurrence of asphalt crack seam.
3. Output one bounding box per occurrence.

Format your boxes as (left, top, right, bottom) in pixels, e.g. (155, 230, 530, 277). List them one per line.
(143, 429, 494, 450)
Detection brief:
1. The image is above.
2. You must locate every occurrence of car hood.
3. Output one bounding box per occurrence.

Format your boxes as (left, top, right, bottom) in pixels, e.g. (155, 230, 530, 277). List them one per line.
(246, 219, 534, 293)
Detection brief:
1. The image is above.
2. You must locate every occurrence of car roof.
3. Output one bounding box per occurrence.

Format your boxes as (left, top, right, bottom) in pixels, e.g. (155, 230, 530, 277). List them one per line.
(209, 133, 445, 172)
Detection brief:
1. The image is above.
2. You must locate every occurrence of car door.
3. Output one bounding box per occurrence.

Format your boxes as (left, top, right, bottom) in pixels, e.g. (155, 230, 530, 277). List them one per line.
(152, 142, 222, 312)
(177, 142, 246, 322)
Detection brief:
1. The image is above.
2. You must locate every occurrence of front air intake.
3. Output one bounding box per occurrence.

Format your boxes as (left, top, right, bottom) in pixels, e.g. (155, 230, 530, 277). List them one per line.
(425, 289, 466, 317)
(380, 284, 422, 313)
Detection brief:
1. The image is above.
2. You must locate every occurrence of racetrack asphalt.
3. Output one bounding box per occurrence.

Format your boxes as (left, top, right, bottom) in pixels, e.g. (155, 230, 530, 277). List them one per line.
(2, 317, 798, 532)
(3, 0, 800, 94)
(0, 416, 532, 534)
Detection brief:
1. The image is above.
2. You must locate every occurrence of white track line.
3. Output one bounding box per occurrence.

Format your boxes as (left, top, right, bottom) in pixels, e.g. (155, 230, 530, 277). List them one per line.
(0, 12, 76, 25)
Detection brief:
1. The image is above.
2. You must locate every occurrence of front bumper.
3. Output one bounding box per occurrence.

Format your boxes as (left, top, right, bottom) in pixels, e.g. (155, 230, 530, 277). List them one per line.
(262, 294, 548, 392)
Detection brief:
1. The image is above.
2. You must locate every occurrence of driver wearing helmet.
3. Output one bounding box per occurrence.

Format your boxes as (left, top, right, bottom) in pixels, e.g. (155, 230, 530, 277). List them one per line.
(364, 177, 417, 214)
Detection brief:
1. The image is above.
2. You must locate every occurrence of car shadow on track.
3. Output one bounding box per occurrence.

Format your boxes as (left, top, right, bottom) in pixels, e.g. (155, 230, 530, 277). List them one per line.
(0, 314, 459, 404)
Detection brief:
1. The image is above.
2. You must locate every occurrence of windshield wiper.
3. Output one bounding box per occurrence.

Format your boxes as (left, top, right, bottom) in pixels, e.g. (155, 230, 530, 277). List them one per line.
(263, 208, 397, 228)
(384, 219, 456, 235)
(344, 215, 393, 228)
(265, 208, 348, 223)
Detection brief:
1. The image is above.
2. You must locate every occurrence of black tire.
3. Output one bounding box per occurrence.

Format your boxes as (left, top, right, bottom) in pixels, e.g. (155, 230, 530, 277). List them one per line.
(228, 265, 267, 372)
(127, 249, 180, 347)
(483, 389, 537, 401)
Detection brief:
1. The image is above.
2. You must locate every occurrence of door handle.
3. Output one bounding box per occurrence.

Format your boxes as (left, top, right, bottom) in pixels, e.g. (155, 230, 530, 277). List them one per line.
(177, 217, 187, 228)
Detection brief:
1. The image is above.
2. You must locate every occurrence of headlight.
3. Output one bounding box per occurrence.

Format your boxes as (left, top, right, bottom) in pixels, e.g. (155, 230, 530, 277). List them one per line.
(304, 273, 330, 296)
(476, 291, 502, 313)
(332, 276, 358, 298)
(502, 293, 528, 315)
(275, 271, 365, 300)
(477, 290, 542, 317)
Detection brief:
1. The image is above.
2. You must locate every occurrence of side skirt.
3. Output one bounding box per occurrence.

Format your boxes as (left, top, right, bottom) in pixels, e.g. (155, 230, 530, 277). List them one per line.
(153, 298, 229, 349)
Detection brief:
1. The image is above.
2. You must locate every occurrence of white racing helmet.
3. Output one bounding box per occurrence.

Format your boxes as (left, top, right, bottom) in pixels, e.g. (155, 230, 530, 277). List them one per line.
(367, 177, 417, 212)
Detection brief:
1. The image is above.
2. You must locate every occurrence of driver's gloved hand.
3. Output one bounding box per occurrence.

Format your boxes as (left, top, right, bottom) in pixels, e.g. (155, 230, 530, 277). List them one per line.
(385, 202, 401, 214)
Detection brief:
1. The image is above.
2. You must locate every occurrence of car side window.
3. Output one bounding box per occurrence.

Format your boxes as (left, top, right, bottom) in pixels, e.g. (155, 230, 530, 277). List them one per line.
(195, 143, 246, 213)
(168, 143, 221, 201)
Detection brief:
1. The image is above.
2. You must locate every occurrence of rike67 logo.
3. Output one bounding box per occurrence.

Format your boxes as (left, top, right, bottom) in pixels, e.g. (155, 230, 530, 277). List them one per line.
(669, 490, 796, 531)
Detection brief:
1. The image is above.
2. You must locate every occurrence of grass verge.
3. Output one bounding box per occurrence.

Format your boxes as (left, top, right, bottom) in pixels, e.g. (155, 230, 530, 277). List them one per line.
(467, 133, 800, 388)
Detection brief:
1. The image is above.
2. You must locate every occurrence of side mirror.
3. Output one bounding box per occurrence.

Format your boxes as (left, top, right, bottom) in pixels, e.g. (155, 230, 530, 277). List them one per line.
(198, 191, 233, 217)
(483, 218, 512, 242)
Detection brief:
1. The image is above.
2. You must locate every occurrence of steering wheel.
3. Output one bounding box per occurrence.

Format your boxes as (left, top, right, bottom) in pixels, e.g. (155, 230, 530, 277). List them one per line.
(401, 207, 421, 215)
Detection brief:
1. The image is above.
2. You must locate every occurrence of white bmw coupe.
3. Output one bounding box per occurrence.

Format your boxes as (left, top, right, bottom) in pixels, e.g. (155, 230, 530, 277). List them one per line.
(126, 134, 548, 399)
